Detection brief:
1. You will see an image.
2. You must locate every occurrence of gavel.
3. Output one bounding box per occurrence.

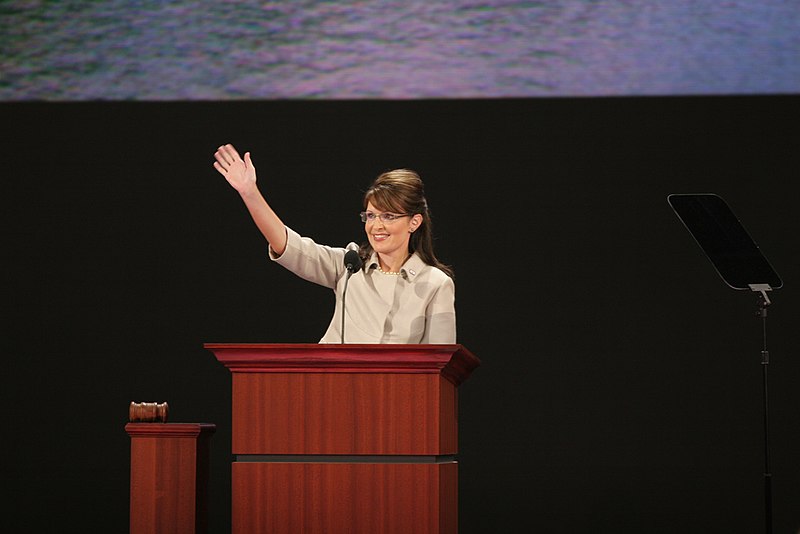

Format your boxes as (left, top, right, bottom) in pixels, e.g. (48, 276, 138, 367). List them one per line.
(129, 401, 169, 423)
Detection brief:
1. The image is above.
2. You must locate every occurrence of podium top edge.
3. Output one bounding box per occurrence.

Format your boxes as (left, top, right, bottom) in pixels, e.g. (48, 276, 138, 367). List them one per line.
(202, 343, 480, 384)
(202, 343, 477, 359)
(202, 343, 478, 361)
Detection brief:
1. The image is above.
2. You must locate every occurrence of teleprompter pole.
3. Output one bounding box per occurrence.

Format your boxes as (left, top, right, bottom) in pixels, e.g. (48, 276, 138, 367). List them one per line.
(752, 284, 773, 534)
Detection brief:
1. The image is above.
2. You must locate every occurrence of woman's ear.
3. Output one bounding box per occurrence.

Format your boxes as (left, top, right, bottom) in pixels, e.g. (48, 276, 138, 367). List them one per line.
(410, 214, 423, 232)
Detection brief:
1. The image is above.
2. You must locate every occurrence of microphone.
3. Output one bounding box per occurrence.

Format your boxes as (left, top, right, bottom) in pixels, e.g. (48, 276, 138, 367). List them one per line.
(344, 247, 363, 274)
(341, 243, 362, 343)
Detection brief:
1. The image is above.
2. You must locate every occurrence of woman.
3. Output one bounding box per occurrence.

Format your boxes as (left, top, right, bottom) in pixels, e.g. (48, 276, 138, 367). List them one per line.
(213, 143, 456, 344)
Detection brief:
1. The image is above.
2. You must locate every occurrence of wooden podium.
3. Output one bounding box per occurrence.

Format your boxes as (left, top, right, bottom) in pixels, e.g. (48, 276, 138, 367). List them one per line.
(205, 343, 480, 534)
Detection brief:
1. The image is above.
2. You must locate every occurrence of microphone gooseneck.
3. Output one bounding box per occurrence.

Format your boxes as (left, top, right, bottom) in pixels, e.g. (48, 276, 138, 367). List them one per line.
(341, 247, 362, 343)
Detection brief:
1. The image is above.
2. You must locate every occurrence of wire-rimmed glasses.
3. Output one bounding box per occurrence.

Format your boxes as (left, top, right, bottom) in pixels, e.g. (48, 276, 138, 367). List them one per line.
(359, 211, 410, 224)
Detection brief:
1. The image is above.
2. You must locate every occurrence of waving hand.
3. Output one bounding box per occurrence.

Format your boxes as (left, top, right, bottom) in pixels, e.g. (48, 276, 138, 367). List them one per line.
(214, 144, 257, 195)
(212, 143, 287, 255)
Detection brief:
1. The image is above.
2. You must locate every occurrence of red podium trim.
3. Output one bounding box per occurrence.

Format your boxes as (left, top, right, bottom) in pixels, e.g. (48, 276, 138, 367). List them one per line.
(204, 343, 480, 385)
(125, 423, 216, 438)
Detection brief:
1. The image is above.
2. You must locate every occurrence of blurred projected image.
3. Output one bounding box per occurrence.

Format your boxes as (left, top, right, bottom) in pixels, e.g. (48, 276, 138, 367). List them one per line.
(1, 0, 798, 100)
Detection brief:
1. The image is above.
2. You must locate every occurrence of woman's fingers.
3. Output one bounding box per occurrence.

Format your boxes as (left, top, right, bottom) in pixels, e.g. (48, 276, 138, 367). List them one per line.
(224, 144, 242, 162)
(213, 160, 227, 176)
(215, 144, 242, 167)
(214, 148, 231, 169)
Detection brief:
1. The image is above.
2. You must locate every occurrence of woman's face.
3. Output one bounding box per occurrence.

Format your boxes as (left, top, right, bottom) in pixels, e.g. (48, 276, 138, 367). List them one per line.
(364, 201, 419, 259)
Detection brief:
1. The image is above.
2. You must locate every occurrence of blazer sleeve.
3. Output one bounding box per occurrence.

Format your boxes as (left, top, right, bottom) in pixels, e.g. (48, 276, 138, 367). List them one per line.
(269, 227, 346, 289)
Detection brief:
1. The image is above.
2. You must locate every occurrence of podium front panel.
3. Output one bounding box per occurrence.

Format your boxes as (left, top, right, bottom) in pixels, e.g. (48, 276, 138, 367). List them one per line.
(232, 372, 457, 455)
(232, 461, 457, 534)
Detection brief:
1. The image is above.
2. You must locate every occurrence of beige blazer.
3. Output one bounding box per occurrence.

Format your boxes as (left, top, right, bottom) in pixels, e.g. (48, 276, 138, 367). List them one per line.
(270, 227, 456, 343)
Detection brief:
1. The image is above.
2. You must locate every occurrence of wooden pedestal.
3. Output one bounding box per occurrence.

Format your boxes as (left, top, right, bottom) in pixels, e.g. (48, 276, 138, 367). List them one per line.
(126, 423, 216, 534)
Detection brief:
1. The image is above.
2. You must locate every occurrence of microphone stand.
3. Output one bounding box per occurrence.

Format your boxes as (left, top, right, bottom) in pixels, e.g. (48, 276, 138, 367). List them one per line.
(341, 270, 354, 344)
(750, 284, 773, 534)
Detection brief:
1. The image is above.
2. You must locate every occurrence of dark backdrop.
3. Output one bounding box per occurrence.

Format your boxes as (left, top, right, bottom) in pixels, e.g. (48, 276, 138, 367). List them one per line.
(4, 95, 799, 533)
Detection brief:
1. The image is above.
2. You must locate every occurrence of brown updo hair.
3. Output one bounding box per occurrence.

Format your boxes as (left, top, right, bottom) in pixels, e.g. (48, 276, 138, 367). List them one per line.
(360, 169, 453, 279)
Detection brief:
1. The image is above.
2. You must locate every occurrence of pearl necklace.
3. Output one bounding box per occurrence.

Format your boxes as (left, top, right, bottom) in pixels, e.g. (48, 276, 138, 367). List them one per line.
(377, 265, 402, 275)
(376, 254, 410, 275)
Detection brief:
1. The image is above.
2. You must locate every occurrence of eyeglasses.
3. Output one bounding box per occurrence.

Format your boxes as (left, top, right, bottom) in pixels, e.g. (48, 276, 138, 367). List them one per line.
(360, 211, 410, 224)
